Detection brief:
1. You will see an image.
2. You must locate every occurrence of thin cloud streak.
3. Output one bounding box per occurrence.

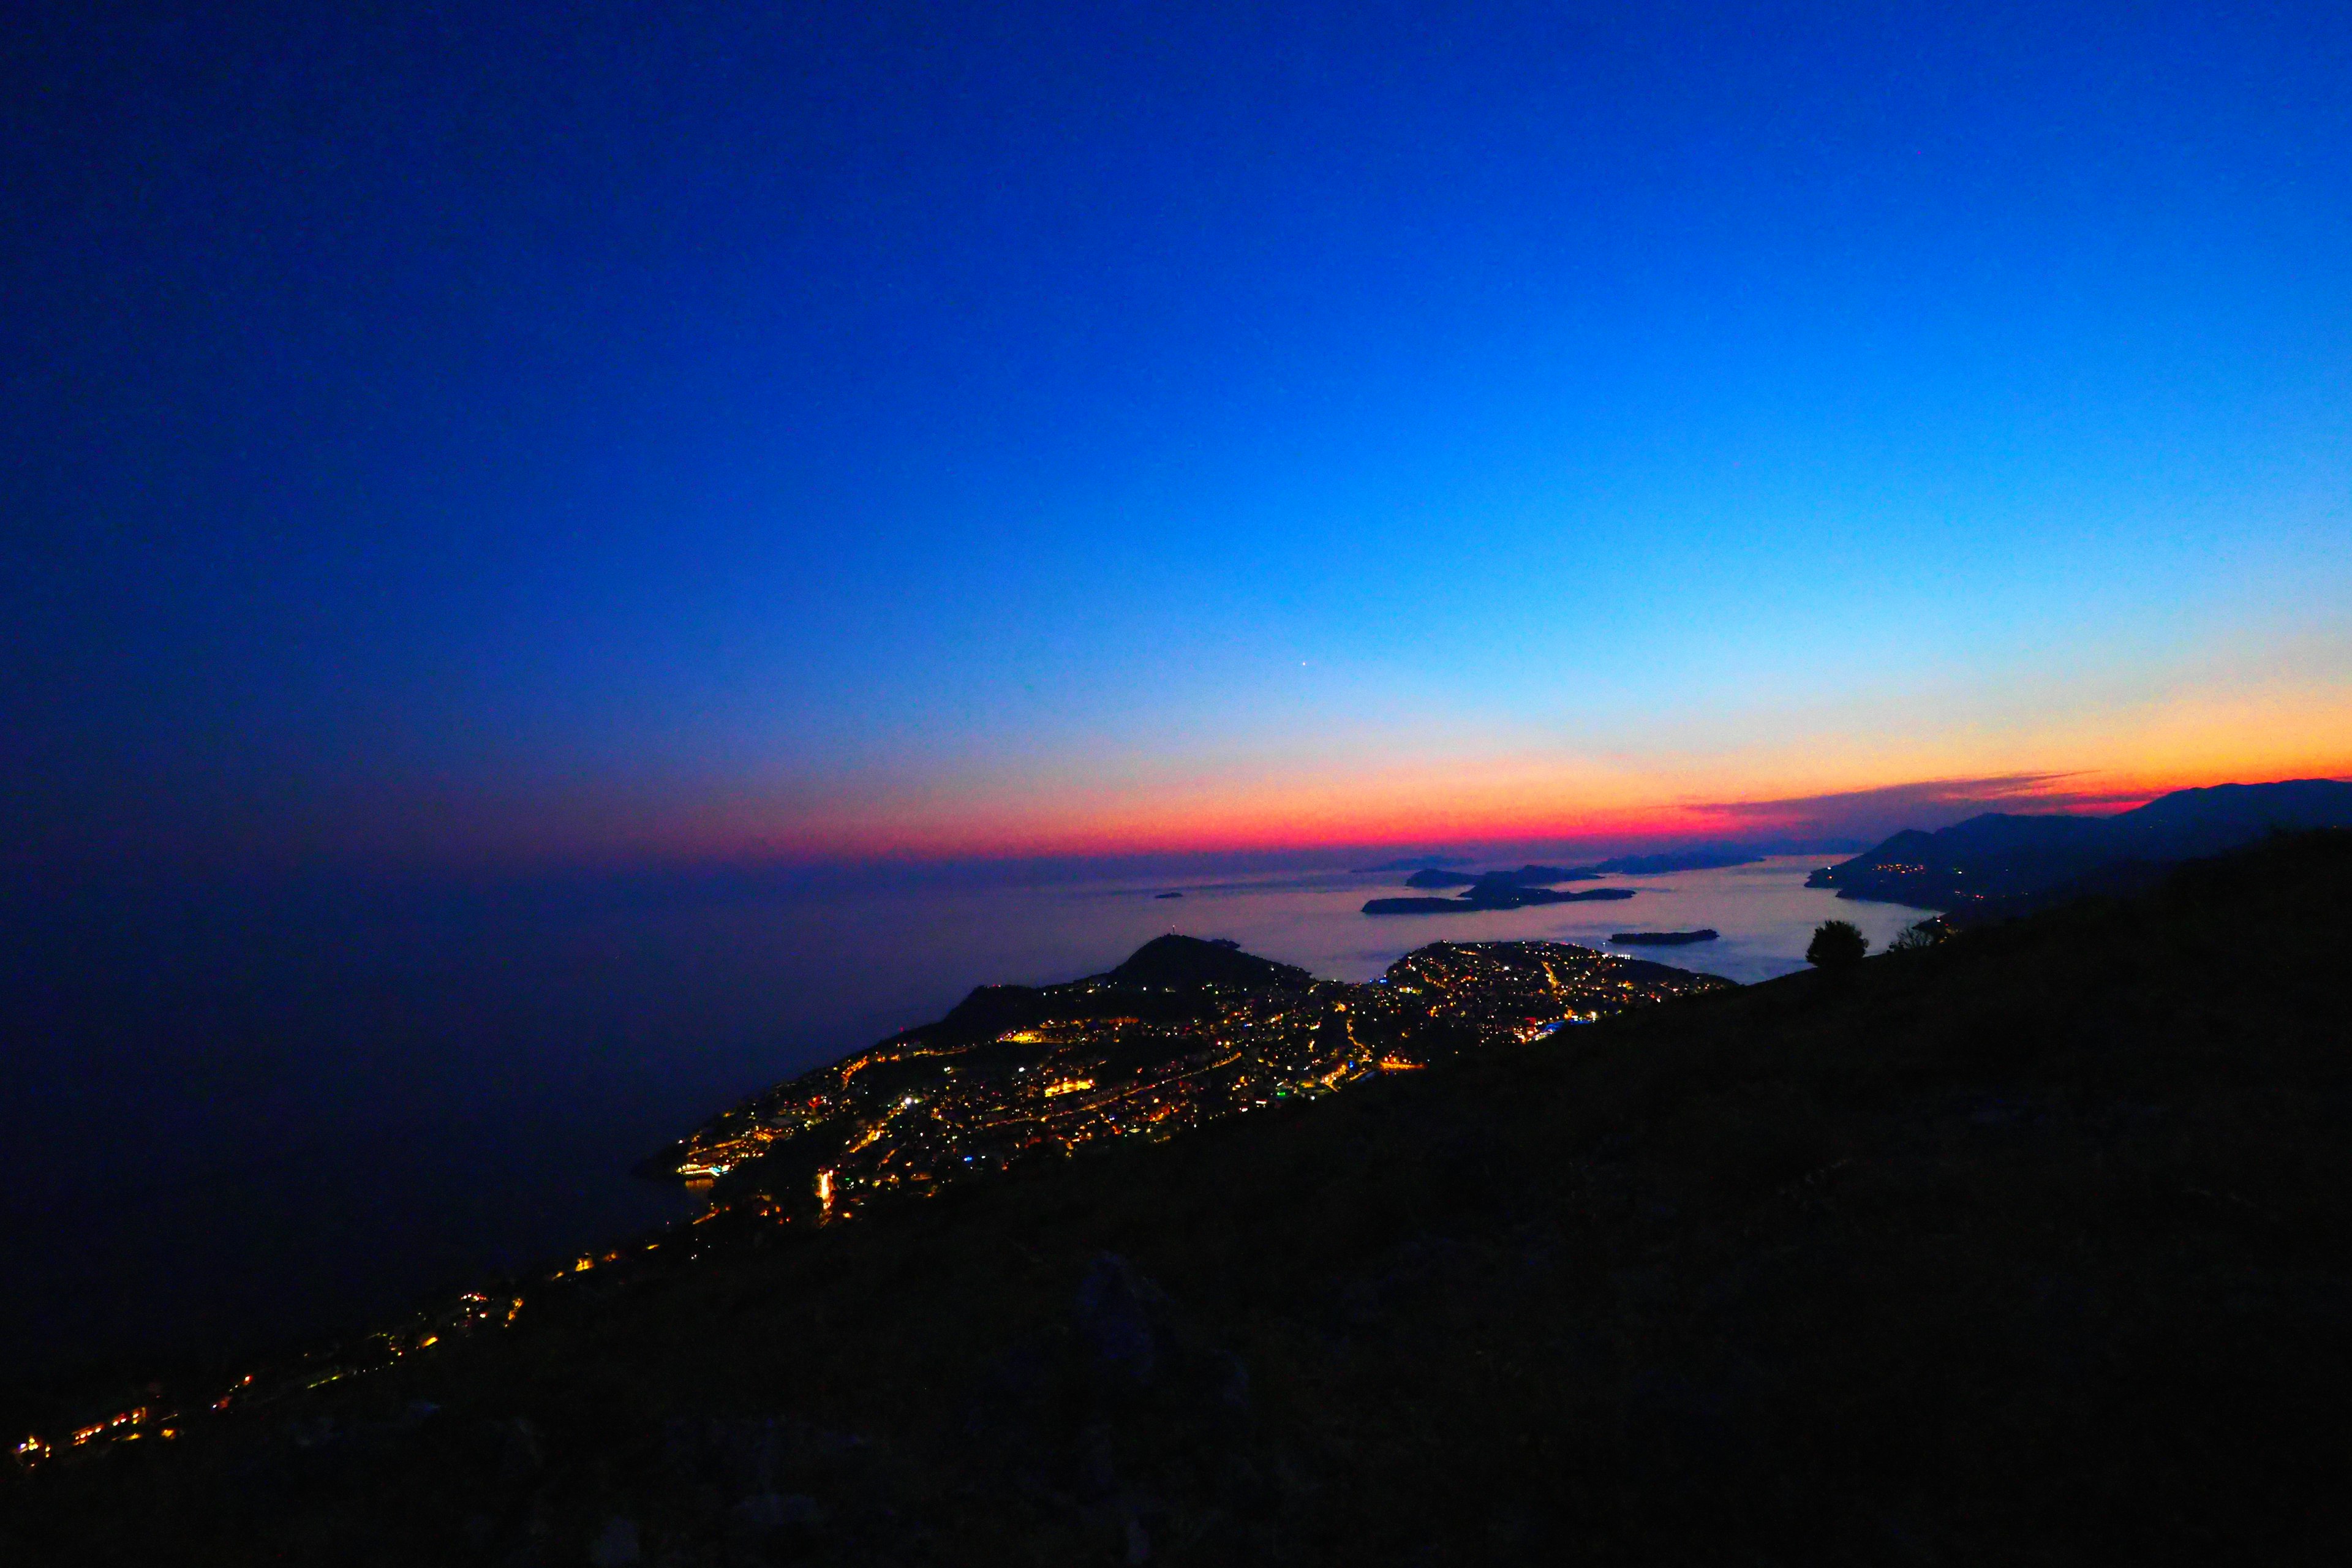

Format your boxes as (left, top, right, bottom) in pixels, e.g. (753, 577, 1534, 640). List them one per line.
(1689, 773, 2150, 842)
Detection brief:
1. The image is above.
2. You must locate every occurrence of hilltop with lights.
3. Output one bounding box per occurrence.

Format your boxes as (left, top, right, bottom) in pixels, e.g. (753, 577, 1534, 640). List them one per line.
(648, 934, 1728, 1224)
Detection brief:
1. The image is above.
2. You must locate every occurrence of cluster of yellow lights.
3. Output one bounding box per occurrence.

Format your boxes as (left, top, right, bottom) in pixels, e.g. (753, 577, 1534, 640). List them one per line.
(18, 1409, 166, 1466)
(23, 941, 1736, 1452)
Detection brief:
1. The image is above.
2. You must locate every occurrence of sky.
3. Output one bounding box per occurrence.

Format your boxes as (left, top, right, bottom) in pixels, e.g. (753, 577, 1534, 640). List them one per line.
(7, 0, 2350, 871)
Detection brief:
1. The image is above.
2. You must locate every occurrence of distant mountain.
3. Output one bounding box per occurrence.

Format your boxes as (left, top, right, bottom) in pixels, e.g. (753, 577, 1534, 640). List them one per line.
(1588, 848, 1762, 875)
(1810, 778, 2352, 910)
(1351, 854, 1472, 873)
(2105, 779, 2352, 856)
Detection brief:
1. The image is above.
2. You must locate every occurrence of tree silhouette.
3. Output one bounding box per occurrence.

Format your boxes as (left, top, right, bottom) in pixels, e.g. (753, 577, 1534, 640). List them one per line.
(1890, 919, 1945, 952)
(1807, 919, 1868, 967)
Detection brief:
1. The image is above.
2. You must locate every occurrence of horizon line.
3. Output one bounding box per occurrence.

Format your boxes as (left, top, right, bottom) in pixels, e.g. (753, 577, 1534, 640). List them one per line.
(19, 769, 2348, 886)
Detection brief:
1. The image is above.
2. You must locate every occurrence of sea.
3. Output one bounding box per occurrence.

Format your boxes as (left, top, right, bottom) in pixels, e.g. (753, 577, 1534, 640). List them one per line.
(1, 854, 1925, 1392)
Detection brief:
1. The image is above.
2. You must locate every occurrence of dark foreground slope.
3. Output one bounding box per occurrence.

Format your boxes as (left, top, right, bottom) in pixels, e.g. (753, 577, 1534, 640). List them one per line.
(13, 835, 2352, 1565)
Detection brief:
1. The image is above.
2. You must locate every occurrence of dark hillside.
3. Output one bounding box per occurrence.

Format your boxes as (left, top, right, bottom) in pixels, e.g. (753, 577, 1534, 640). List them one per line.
(1811, 776, 2352, 908)
(2110, 778, 2352, 855)
(12, 834, 2352, 1564)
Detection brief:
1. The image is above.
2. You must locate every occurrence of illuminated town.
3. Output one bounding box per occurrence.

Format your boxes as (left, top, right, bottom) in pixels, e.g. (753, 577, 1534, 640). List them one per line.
(12, 936, 1725, 1471)
(655, 936, 1730, 1224)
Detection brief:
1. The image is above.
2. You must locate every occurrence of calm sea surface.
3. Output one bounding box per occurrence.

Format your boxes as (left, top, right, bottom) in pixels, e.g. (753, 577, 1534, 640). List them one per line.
(1, 856, 1922, 1386)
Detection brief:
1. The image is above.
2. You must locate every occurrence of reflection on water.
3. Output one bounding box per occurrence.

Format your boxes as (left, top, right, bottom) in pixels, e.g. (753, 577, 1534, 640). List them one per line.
(2, 855, 1924, 1380)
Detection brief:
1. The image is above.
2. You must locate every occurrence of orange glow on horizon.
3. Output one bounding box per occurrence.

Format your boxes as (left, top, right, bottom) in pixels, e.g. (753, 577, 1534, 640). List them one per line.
(792, 676, 2352, 862)
(209, 663, 2351, 871)
(725, 757, 2348, 865)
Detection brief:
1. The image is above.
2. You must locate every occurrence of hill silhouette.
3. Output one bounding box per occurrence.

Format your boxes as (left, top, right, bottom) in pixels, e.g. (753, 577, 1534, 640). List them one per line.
(11, 834, 2352, 1563)
(1101, 933, 1311, 990)
(851, 933, 1303, 1058)
(1397, 850, 1760, 890)
(1810, 776, 2352, 908)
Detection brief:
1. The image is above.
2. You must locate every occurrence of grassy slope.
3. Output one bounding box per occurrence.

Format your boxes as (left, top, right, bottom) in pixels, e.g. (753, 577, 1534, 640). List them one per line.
(13, 834, 2352, 1565)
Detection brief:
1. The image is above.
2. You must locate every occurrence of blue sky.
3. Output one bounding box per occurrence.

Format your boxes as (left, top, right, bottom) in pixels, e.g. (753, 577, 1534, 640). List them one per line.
(7, 0, 2348, 866)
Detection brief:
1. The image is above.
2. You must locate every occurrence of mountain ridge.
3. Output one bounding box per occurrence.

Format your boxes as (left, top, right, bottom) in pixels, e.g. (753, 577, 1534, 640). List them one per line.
(1808, 777, 2352, 908)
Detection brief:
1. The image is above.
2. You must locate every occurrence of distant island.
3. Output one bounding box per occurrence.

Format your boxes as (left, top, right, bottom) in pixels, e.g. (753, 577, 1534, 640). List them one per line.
(1809, 778, 2352, 912)
(1610, 928, 1719, 945)
(1404, 863, 1596, 889)
(1365, 886, 1637, 915)
(1396, 849, 1764, 892)
(1153, 891, 1184, 899)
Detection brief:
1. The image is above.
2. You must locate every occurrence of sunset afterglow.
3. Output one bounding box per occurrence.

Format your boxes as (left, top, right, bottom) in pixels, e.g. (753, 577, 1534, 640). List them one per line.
(9, 2, 2347, 876)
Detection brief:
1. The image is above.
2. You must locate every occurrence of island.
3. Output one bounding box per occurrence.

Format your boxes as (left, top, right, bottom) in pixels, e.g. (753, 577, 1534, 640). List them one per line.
(1153, 891, 1184, 899)
(1364, 886, 1638, 915)
(1609, 928, 1720, 945)
(1404, 863, 1599, 889)
(1393, 850, 1766, 891)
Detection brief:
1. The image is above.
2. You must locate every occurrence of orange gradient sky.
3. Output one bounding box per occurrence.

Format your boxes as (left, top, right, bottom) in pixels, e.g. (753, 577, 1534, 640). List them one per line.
(206, 625, 2348, 872)
(15, 2, 2351, 876)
